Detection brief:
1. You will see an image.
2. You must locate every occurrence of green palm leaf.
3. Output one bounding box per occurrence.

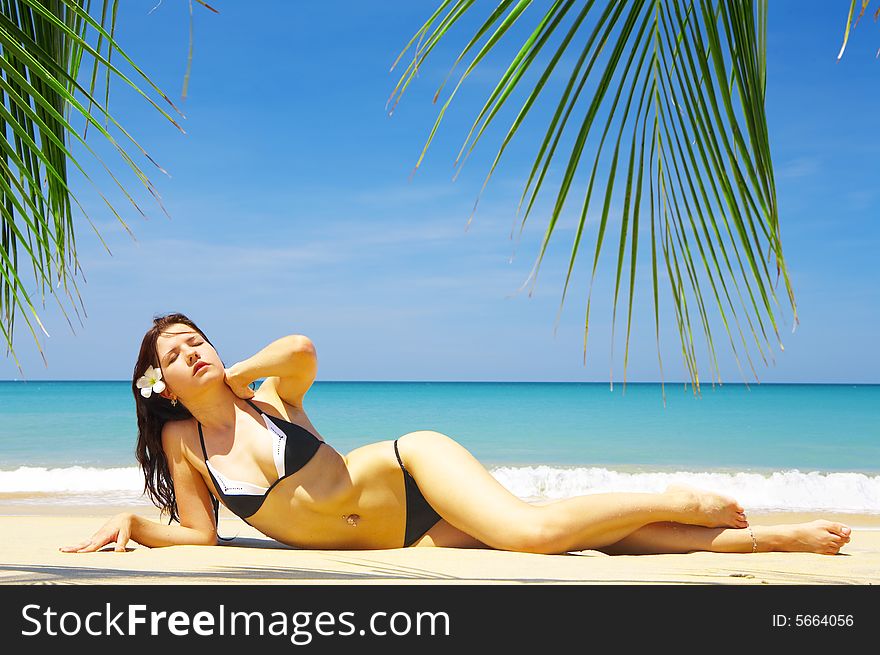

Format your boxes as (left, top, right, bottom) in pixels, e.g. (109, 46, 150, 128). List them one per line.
(0, 0, 211, 373)
(837, 0, 878, 59)
(390, 0, 800, 405)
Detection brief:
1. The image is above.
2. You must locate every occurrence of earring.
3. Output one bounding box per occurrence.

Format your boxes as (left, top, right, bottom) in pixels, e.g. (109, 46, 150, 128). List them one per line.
(170, 397, 178, 406)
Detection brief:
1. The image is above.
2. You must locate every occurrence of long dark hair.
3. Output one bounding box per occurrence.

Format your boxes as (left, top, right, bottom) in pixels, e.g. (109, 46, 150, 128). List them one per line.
(132, 312, 222, 524)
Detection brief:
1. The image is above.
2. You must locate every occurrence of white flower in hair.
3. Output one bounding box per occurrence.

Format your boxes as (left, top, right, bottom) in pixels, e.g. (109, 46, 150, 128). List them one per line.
(136, 365, 166, 398)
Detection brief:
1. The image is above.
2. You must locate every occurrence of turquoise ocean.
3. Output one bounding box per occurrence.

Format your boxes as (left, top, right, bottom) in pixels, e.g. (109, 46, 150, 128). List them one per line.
(0, 381, 878, 513)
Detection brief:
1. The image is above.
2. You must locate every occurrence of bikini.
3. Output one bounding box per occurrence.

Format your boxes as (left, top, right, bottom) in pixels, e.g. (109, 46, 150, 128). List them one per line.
(197, 397, 442, 547)
(198, 397, 322, 524)
(393, 437, 443, 547)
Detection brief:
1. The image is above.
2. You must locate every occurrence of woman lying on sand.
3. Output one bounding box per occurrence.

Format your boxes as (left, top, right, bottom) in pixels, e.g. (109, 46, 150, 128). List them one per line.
(62, 313, 852, 556)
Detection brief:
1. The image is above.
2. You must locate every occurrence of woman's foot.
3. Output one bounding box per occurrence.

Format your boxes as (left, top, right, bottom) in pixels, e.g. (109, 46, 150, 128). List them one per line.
(664, 483, 748, 529)
(770, 520, 852, 555)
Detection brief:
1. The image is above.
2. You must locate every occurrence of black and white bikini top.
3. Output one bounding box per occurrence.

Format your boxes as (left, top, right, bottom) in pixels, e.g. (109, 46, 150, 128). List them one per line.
(197, 397, 323, 521)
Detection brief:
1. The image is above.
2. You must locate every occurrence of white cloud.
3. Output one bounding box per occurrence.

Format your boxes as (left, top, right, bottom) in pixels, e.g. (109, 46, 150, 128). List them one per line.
(777, 156, 820, 179)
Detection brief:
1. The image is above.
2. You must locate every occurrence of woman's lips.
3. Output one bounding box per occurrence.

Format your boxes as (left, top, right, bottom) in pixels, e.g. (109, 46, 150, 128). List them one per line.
(193, 361, 210, 375)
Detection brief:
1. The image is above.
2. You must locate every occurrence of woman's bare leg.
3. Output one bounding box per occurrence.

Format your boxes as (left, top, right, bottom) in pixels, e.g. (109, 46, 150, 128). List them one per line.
(399, 432, 748, 554)
(597, 520, 852, 555)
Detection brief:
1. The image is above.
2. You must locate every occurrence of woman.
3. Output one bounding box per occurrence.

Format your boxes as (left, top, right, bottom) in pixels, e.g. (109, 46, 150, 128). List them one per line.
(61, 313, 852, 556)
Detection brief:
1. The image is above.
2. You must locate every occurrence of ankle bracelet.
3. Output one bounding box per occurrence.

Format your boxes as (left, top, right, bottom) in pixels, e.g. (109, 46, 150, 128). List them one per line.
(748, 526, 757, 553)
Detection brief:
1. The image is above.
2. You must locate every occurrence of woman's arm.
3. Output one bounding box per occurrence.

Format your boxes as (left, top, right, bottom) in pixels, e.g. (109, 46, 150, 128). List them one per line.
(225, 334, 317, 405)
(60, 421, 218, 552)
(59, 512, 216, 552)
(130, 513, 217, 547)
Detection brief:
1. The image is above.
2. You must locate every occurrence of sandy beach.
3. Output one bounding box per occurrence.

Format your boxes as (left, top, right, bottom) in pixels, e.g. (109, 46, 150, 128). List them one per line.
(1, 503, 877, 585)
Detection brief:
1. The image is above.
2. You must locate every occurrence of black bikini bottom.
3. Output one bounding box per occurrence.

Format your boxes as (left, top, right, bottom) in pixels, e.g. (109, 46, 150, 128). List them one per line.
(393, 438, 443, 547)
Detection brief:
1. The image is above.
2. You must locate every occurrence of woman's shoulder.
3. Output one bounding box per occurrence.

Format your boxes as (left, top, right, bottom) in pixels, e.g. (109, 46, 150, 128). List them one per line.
(160, 417, 201, 461)
(252, 382, 326, 444)
(252, 381, 300, 422)
(161, 416, 196, 439)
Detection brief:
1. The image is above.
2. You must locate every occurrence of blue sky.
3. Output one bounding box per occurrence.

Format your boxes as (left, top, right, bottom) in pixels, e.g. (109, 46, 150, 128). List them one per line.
(1, 1, 877, 383)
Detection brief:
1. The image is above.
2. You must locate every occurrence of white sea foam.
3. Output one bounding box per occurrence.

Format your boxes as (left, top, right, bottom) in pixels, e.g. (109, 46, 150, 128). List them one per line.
(0, 466, 143, 492)
(0, 466, 148, 505)
(490, 466, 880, 514)
(0, 465, 878, 513)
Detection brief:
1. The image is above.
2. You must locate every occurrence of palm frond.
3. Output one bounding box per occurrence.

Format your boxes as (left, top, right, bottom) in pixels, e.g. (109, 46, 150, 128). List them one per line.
(837, 0, 878, 59)
(390, 0, 796, 404)
(0, 0, 214, 373)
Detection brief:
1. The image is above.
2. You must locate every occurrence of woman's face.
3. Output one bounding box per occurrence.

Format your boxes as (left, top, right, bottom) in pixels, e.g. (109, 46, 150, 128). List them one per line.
(154, 323, 223, 400)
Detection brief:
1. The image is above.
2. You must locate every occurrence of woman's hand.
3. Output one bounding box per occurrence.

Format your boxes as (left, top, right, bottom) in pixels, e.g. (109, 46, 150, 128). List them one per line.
(59, 512, 135, 553)
(224, 361, 256, 399)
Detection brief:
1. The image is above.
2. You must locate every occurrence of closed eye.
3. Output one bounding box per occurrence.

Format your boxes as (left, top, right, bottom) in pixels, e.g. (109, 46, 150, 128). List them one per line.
(167, 339, 204, 364)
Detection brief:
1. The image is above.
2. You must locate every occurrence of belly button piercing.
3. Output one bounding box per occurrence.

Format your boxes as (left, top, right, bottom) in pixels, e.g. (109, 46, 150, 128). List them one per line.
(343, 513, 360, 527)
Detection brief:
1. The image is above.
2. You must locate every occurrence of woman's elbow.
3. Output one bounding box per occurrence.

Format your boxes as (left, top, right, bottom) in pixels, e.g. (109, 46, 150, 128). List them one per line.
(191, 528, 218, 546)
(288, 334, 315, 353)
(178, 521, 218, 546)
